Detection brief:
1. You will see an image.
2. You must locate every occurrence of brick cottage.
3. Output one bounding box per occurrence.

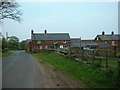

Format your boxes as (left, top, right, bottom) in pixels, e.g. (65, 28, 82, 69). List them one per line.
(26, 30, 70, 52)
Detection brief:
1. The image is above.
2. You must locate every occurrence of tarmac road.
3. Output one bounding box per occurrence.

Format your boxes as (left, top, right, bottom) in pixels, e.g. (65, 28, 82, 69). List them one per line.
(2, 51, 50, 88)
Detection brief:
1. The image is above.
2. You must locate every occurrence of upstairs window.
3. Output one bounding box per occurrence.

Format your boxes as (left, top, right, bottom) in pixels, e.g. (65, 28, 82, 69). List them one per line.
(37, 41, 41, 44)
(97, 37, 99, 41)
(54, 40, 57, 44)
(63, 40, 66, 43)
(112, 41, 115, 46)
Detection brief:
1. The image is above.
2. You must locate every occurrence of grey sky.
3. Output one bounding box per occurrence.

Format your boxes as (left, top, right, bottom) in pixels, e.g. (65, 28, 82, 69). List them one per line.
(2, 1, 118, 41)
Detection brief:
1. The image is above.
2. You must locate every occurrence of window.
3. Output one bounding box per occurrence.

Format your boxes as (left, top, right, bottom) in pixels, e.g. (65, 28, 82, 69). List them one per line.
(50, 46, 53, 48)
(53, 40, 57, 44)
(40, 46, 42, 49)
(97, 37, 99, 41)
(37, 41, 41, 44)
(64, 45, 66, 48)
(60, 45, 63, 48)
(112, 41, 115, 46)
(90, 45, 97, 49)
(105, 41, 107, 43)
(45, 45, 48, 49)
(37, 46, 39, 50)
(63, 40, 66, 43)
(63, 45, 67, 48)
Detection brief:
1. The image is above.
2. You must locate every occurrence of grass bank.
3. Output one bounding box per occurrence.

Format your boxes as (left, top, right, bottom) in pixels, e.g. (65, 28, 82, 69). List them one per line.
(1, 51, 12, 58)
(33, 52, 118, 88)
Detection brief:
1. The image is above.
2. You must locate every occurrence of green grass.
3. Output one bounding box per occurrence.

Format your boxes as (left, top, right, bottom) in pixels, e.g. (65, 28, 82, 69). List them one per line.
(0, 52, 2, 58)
(102, 59, 117, 67)
(33, 52, 118, 88)
(83, 57, 117, 68)
(2, 51, 12, 57)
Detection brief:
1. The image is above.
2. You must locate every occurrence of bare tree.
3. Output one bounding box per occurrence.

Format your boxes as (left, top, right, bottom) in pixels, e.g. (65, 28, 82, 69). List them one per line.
(0, 1, 22, 22)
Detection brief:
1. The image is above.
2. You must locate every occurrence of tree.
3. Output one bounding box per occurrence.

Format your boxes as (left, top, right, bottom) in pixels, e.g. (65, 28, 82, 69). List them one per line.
(8, 36, 19, 50)
(0, 1, 22, 22)
(18, 40, 26, 50)
(2, 36, 8, 52)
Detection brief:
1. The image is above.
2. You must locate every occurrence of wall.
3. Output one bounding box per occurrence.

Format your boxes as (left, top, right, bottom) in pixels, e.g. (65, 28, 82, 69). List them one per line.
(31, 40, 70, 52)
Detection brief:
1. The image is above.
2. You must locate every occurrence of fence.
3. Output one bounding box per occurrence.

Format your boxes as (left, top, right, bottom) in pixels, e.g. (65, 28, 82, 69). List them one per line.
(52, 47, 119, 68)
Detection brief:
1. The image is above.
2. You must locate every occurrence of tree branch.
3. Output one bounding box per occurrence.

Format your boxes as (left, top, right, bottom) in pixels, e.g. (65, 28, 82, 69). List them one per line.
(0, 1, 22, 22)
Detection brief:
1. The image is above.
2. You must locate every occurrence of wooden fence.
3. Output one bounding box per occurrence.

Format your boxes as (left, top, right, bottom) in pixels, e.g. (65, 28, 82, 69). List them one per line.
(52, 48, 119, 68)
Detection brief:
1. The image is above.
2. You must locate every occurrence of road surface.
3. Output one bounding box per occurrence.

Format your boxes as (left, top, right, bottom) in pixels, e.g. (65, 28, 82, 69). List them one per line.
(2, 51, 83, 88)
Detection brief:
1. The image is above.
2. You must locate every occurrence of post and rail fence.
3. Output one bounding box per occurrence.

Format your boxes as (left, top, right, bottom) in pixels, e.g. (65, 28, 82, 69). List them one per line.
(51, 47, 120, 68)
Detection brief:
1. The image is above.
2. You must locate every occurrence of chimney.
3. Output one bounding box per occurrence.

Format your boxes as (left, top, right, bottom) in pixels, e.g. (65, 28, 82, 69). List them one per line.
(31, 30, 34, 34)
(44, 30, 47, 34)
(111, 31, 114, 35)
(102, 31, 105, 35)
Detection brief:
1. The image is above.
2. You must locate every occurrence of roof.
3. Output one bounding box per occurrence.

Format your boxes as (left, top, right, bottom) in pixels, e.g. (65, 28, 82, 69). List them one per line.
(70, 38, 81, 47)
(70, 38, 111, 48)
(81, 40, 111, 48)
(26, 39, 31, 43)
(97, 34, 120, 40)
(32, 33, 70, 40)
(97, 42, 111, 48)
(81, 40, 98, 47)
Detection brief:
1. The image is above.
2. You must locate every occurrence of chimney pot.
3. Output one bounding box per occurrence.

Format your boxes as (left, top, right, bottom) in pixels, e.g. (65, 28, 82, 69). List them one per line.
(111, 31, 114, 35)
(31, 30, 34, 34)
(45, 30, 47, 34)
(102, 31, 105, 35)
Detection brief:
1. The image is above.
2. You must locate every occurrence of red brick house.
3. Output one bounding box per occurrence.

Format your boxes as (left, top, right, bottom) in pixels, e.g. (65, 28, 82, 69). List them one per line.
(28, 30, 70, 52)
(26, 39, 31, 52)
(94, 31, 120, 49)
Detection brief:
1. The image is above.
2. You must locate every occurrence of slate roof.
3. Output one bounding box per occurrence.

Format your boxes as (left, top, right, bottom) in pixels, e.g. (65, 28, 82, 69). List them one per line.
(70, 38, 81, 47)
(81, 40, 98, 47)
(81, 40, 111, 48)
(71, 39, 111, 48)
(97, 42, 111, 48)
(32, 33, 70, 41)
(97, 34, 120, 40)
(26, 39, 31, 43)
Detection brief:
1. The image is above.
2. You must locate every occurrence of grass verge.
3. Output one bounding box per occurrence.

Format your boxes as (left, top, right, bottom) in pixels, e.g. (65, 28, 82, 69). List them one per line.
(1, 51, 12, 58)
(33, 51, 118, 88)
(0, 52, 1, 58)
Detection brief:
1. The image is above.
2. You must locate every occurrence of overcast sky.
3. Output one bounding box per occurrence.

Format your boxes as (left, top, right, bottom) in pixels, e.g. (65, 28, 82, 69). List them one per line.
(1, 1, 118, 41)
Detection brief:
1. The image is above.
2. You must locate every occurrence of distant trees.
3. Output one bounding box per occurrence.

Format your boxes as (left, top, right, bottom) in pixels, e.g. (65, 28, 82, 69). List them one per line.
(18, 40, 26, 50)
(2, 37, 8, 52)
(1, 35, 26, 52)
(8, 36, 19, 50)
(0, 1, 22, 22)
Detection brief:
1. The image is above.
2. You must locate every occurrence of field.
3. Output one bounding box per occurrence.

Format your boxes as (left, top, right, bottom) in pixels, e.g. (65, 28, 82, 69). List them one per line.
(33, 51, 118, 88)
